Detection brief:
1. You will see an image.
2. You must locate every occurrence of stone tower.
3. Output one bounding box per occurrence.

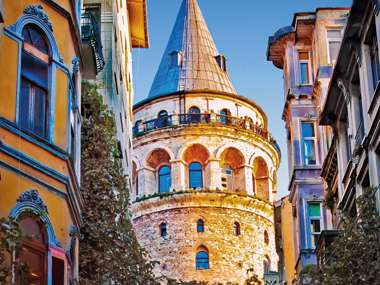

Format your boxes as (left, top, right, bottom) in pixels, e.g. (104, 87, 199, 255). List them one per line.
(131, 0, 281, 283)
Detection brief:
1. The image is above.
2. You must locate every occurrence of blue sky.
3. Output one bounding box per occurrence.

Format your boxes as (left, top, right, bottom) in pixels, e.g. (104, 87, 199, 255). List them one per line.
(132, 0, 352, 198)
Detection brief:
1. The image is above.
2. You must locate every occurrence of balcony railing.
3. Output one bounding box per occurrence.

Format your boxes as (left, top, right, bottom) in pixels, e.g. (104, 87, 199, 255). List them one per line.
(133, 114, 281, 153)
(81, 11, 105, 75)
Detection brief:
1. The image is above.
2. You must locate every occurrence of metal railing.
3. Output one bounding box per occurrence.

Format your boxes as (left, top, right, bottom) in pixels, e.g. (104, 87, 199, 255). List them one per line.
(81, 11, 105, 74)
(133, 113, 281, 153)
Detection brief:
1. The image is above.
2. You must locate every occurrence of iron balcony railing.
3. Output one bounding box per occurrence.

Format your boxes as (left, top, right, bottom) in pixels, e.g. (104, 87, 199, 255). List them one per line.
(81, 11, 105, 74)
(133, 113, 281, 153)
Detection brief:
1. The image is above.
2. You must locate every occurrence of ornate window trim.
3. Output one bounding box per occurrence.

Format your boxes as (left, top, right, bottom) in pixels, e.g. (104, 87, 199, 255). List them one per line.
(10, 189, 61, 247)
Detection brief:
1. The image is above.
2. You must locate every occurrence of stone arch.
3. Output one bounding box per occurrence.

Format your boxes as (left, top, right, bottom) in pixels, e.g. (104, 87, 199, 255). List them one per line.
(218, 147, 246, 192)
(181, 144, 210, 165)
(252, 157, 270, 201)
(145, 147, 174, 169)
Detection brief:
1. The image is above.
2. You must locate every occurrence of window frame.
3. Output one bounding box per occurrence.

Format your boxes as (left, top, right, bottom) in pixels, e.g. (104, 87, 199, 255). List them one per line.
(197, 219, 205, 233)
(297, 51, 312, 85)
(326, 27, 343, 65)
(158, 165, 171, 194)
(196, 250, 209, 270)
(189, 162, 203, 189)
(20, 24, 51, 139)
(300, 121, 318, 166)
(306, 202, 323, 249)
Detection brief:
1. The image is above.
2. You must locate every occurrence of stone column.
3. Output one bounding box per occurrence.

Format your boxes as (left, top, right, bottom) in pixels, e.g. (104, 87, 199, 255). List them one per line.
(139, 167, 155, 196)
(206, 158, 222, 190)
(170, 159, 186, 191)
(243, 164, 254, 195)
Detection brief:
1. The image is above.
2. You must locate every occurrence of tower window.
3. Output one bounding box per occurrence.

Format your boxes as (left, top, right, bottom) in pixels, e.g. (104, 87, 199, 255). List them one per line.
(196, 249, 209, 270)
(197, 219, 205, 233)
(189, 162, 203, 189)
(215, 54, 227, 72)
(298, 51, 311, 85)
(160, 223, 167, 238)
(301, 122, 317, 165)
(158, 165, 171, 193)
(20, 24, 50, 138)
(264, 230, 269, 245)
(169, 50, 183, 68)
(233, 222, 241, 236)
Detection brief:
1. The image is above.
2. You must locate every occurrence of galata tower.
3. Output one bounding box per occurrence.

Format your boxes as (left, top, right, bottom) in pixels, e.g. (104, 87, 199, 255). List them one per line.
(131, 0, 281, 283)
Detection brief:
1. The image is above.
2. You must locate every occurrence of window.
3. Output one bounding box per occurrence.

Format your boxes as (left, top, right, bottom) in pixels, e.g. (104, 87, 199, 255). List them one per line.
(160, 223, 167, 237)
(222, 165, 233, 190)
(301, 122, 317, 165)
(264, 230, 269, 245)
(219, 108, 231, 124)
(326, 29, 342, 64)
(156, 110, 170, 128)
(158, 165, 171, 193)
(233, 222, 241, 236)
(20, 24, 50, 138)
(18, 216, 48, 285)
(298, 51, 310, 85)
(368, 22, 380, 92)
(197, 219, 204, 233)
(307, 203, 322, 248)
(189, 162, 203, 189)
(188, 106, 201, 123)
(196, 250, 209, 270)
(52, 257, 65, 285)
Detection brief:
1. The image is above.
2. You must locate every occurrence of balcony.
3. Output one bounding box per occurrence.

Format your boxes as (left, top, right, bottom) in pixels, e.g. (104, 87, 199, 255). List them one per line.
(81, 11, 105, 79)
(133, 113, 281, 154)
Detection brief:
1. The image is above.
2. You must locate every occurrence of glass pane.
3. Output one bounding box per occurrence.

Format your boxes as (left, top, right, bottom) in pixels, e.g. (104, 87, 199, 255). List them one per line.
(327, 29, 341, 38)
(19, 217, 45, 243)
(329, 41, 341, 63)
(22, 25, 48, 54)
(299, 52, 309, 60)
(310, 219, 321, 233)
(300, 62, 309, 84)
(303, 140, 316, 165)
(189, 107, 200, 114)
(196, 251, 209, 269)
(20, 79, 31, 131)
(302, 122, 315, 137)
(20, 247, 44, 285)
(308, 203, 321, 217)
(22, 52, 48, 89)
(33, 86, 47, 137)
(189, 163, 203, 188)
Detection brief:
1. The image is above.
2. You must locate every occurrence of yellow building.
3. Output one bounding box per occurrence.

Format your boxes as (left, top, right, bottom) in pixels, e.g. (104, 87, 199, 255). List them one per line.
(275, 196, 297, 284)
(0, 1, 85, 284)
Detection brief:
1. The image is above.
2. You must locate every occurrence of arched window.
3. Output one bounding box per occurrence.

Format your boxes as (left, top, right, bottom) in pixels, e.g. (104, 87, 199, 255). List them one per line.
(196, 249, 209, 270)
(156, 110, 170, 128)
(20, 24, 50, 138)
(233, 222, 241, 236)
(18, 215, 48, 284)
(189, 162, 203, 189)
(160, 223, 167, 237)
(219, 108, 231, 124)
(264, 230, 269, 245)
(158, 165, 171, 193)
(133, 120, 143, 136)
(188, 106, 201, 123)
(197, 219, 205, 233)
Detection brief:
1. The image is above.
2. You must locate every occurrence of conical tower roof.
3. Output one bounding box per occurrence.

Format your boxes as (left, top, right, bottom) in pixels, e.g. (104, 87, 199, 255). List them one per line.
(148, 0, 237, 98)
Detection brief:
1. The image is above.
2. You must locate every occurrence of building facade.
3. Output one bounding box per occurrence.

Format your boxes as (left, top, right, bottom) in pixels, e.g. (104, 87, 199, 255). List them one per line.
(274, 196, 297, 284)
(267, 8, 349, 276)
(131, 0, 281, 284)
(81, 0, 148, 187)
(0, 1, 84, 284)
(320, 0, 380, 230)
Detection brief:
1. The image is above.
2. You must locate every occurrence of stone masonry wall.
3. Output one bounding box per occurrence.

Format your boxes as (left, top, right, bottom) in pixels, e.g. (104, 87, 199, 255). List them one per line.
(133, 200, 277, 284)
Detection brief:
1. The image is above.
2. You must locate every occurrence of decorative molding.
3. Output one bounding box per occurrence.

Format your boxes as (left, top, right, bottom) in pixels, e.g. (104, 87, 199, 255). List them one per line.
(17, 189, 48, 213)
(23, 5, 53, 31)
(10, 190, 62, 247)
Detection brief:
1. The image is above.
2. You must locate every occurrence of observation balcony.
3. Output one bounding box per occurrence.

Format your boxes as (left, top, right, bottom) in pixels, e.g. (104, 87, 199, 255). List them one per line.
(133, 113, 281, 154)
(80, 10, 105, 79)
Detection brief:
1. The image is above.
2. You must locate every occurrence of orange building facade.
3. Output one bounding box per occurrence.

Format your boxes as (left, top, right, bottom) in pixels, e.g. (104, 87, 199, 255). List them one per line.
(0, 1, 83, 284)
